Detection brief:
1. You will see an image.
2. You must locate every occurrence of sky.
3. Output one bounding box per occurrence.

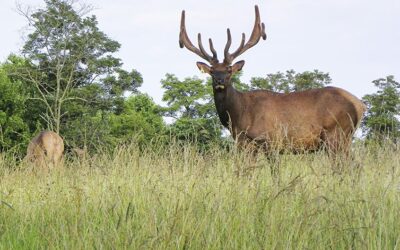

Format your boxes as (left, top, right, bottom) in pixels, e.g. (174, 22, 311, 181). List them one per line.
(0, 0, 399, 104)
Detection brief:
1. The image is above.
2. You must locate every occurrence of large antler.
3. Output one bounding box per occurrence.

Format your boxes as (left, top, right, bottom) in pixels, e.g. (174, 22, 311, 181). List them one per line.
(179, 10, 219, 64)
(223, 5, 267, 64)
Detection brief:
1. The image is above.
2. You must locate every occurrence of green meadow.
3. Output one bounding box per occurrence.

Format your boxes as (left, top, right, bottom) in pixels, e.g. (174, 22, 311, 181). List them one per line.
(1, 142, 399, 249)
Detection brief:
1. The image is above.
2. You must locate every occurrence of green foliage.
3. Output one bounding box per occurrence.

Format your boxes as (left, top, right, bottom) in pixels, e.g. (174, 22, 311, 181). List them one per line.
(168, 117, 223, 146)
(110, 94, 166, 147)
(5, 55, 46, 135)
(60, 93, 163, 152)
(161, 74, 212, 119)
(250, 69, 331, 93)
(0, 64, 30, 154)
(14, 0, 142, 137)
(161, 74, 223, 146)
(5, 0, 146, 154)
(362, 75, 400, 140)
(62, 112, 113, 152)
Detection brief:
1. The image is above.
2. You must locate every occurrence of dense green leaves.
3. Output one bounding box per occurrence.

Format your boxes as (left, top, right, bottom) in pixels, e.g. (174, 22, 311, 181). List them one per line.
(110, 94, 166, 147)
(9, 0, 144, 152)
(161, 74, 222, 146)
(161, 74, 212, 119)
(14, 0, 142, 136)
(0, 65, 30, 154)
(362, 76, 400, 140)
(250, 69, 331, 93)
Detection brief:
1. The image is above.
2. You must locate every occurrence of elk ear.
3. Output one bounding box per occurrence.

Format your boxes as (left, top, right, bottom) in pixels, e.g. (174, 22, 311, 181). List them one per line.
(232, 60, 245, 73)
(196, 62, 211, 74)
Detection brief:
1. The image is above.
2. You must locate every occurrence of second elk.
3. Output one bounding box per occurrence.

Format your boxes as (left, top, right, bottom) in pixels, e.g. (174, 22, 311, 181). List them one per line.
(26, 131, 64, 169)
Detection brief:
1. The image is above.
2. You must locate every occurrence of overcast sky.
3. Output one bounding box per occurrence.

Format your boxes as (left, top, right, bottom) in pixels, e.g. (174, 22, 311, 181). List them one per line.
(0, 0, 399, 103)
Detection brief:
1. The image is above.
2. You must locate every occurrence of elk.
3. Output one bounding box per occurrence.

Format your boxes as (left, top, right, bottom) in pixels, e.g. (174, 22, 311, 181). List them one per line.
(179, 5, 366, 154)
(26, 131, 64, 168)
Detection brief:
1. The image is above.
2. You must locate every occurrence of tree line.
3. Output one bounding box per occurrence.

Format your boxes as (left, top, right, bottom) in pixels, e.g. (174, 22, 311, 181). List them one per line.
(0, 0, 398, 157)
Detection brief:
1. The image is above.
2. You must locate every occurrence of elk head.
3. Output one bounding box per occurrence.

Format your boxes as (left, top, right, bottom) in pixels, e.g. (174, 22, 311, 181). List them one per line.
(179, 5, 267, 91)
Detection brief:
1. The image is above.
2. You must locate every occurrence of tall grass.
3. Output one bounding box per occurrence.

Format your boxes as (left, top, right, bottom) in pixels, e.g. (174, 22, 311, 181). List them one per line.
(1, 141, 400, 249)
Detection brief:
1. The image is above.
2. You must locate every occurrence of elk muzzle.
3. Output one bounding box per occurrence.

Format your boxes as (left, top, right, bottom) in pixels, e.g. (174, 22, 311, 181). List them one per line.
(214, 78, 226, 90)
(212, 72, 230, 91)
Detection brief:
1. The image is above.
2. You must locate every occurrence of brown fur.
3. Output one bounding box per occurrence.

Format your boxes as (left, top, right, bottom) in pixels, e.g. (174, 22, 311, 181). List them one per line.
(26, 131, 64, 168)
(213, 85, 366, 153)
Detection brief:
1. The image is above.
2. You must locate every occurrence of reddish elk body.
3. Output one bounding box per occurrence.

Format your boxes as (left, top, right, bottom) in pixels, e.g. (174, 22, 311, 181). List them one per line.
(179, 5, 366, 153)
(26, 131, 64, 168)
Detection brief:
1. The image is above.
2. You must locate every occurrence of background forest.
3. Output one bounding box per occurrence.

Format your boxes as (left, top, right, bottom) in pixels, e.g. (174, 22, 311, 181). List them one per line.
(0, 0, 398, 157)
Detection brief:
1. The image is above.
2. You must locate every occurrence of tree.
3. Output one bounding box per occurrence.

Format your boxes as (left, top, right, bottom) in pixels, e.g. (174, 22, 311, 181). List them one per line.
(161, 74, 222, 146)
(161, 74, 210, 119)
(109, 94, 166, 147)
(0, 61, 31, 155)
(362, 75, 400, 140)
(13, 0, 142, 136)
(250, 69, 331, 93)
(5, 55, 47, 136)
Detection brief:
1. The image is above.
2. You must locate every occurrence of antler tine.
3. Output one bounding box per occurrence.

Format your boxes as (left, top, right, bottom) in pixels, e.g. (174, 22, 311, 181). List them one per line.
(198, 33, 216, 63)
(223, 5, 267, 64)
(261, 23, 267, 40)
(224, 28, 232, 62)
(209, 38, 218, 62)
(179, 10, 217, 63)
(224, 32, 245, 64)
(179, 10, 188, 48)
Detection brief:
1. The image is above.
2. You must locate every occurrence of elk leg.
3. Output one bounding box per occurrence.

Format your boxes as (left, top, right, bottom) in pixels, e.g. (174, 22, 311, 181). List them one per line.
(322, 127, 354, 172)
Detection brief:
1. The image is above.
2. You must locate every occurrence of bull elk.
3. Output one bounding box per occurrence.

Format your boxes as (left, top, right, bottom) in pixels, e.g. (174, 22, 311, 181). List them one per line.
(179, 5, 366, 154)
(26, 131, 64, 168)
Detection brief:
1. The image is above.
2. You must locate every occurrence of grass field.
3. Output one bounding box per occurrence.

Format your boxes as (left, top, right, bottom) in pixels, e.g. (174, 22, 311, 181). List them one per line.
(1, 142, 400, 249)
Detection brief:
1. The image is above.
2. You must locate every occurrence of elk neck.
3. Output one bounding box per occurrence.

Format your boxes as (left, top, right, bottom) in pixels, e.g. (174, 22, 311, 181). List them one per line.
(213, 84, 243, 129)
